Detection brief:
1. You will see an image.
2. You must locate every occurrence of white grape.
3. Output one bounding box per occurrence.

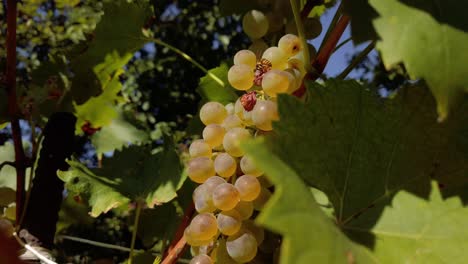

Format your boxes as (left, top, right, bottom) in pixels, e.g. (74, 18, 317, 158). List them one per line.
(188, 157, 215, 183)
(222, 114, 243, 130)
(189, 213, 218, 240)
(228, 65, 254, 91)
(242, 10, 269, 39)
(217, 210, 242, 235)
(202, 124, 225, 148)
(214, 153, 237, 178)
(223, 127, 251, 157)
(278, 34, 301, 57)
(190, 254, 213, 264)
(193, 184, 216, 213)
(262, 47, 288, 69)
(184, 227, 213, 246)
(234, 50, 257, 69)
(200, 102, 228, 125)
(189, 139, 212, 158)
(235, 175, 261, 201)
(252, 100, 279, 131)
(261, 69, 291, 97)
(240, 155, 263, 177)
(226, 231, 258, 263)
(212, 183, 240, 211)
(234, 201, 254, 220)
(225, 103, 235, 115)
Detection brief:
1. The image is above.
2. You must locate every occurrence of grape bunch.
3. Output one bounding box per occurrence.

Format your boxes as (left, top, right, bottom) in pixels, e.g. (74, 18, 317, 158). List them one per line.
(185, 33, 307, 264)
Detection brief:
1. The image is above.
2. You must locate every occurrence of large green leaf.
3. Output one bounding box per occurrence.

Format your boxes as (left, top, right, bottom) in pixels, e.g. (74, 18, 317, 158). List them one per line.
(268, 79, 467, 223)
(242, 140, 376, 264)
(343, 0, 379, 43)
(91, 112, 149, 155)
(196, 64, 238, 105)
(0, 142, 31, 190)
(58, 141, 185, 217)
(70, 2, 150, 104)
(345, 181, 468, 263)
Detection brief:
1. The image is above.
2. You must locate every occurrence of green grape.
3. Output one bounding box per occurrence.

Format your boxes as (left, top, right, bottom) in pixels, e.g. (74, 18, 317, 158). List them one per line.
(225, 103, 235, 115)
(262, 47, 288, 69)
(204, 175, 227, 190)
(273, 0, 293, 18)
(217, 210, 242, 235)
(243, 220, 265, 245)
(261, 69, 291, 97)
(242, 10, 269, 39)
(234, 49, 257, 69)
(222, 114, 243, 130)
(226, 231, 258, 263)
(223, 127, 251, 157)
(190, 254, 213, 264)
(235, 175, 261, 201)
(189, 213, 218, 241)
(214, 152, 237, 178)
(193, 184, 216, 213)
(188, 157, 215, 183)
(234, 201, 254, 220)
(253, 187, 272, 210)
(202, 124, 225, 148)
(248, 39, 269, 58)
(266, 11, 284, 33)
(284, 67, 304, 94)
(184, 226, 214, 246)
(212, 183, 240, 210)
(189, 139, 212, 158)
(200, 102, 228, 125)
(278, 34, 301, 57)
(252, 100, 279, 131)
(228, 65, 255, 91)
(290, 44, 317, 64)
(240, 155, 263, 177)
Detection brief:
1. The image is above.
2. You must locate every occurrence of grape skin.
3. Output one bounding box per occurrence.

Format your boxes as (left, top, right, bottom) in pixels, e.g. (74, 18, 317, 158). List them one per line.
(228, 65, 254, 91)
(240, 155, 263, 177)
(202, 124, 225, 148)
(184, 227, 213, 246)
(252, 100, 279, 131)
(200, 102, 228, 125)
(189, 139, 212, 158)
(262, 47, 288, 69)
(189, 254, 213, 264)
(222, 114, 244, 130)
(234, 50, 257, 69)
(223, 127, 251, 157)
(217, 210, 242, 235)
(212, 183, 240, 211)
(226, 231, 258, 263)
(278, 34, 301, 57)
(188, 157, 215, 183)
(193, 184, 216, 213)
(214, 153, 237, 178)
(242, 10, 269, 39)
(234, 201, 254, 220)
(261, 69, 290, 97)
(189, 213, 218, 241)
(235, 175, 261, 201)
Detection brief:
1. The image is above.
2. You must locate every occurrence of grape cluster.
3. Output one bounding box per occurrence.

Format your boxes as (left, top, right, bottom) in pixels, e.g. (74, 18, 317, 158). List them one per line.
(185, 33, 307, 263)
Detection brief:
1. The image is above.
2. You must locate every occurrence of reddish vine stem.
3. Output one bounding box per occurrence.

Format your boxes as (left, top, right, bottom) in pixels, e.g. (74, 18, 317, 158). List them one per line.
(312, 14, 350, 76)
(161, 201, 195, 263)
(6, 0, 27, 224)
(300, 0, 324, 20)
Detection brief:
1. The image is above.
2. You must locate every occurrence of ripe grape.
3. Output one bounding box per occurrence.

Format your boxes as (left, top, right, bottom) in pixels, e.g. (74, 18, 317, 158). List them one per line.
(234, 50, 257, 69)
(253, 187, 272, 210)
(189, 139, 212, 158)
(188, 157, 215, 183)
(222, 114, 243, 130)
(234, 201, 254, 220)
(240, 155, 263, 177)
(262, 47, 288, 69)
(204, 176, 227, 190)
(284, 67, 303, 94)
(223, 127, 251, 157)
(235, 175, 261, 201)
(248, 39, 269, 58)
(243, 220, 265, 244)
(184, 227, 213, 246)
(261, 69, 290, 97)
(217, 210, 242, 235)
(214, 153, 237, 178)
(200, 102, 228, 125)
(242, 10, 269, 39)
(189, 213, 218, 241)
(193, 184, 216, 213)
(212, 183, 240, 211)
(228, 65, 254, 91)
(190, 254, 213, 264)
(225, 103, 235, 115)
(252, 100, 279, 131)
(202, 124, 225, 148)
(226, 231, 258, 263)
(278, 34, 301, 57)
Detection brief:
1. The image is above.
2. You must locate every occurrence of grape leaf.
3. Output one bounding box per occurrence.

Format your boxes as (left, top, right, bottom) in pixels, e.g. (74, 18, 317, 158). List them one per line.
(268, 79, 467, 224)
(91, 112, 149, 155)
(57, 140, 185, 217)
(242, 139, 377, 264)
(342, 0, 379, 43)
(0, 142, 31, 190)
(197, 63, 238, 105)
(345, 182, 468, 263)
(0, 188, 15, 207)
(70, 2, 150, 104)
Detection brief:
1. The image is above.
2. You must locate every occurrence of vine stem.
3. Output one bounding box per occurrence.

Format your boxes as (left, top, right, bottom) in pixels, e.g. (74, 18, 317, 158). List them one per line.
(337, 40, 376, 79)
(161, 201, 195, 264)
(148, 37, 225, 87)
(129, 201, 143, 264)
(290, 0, 311, 72)
(13, 233, 57, 264)
(6, 0, 27, 224)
